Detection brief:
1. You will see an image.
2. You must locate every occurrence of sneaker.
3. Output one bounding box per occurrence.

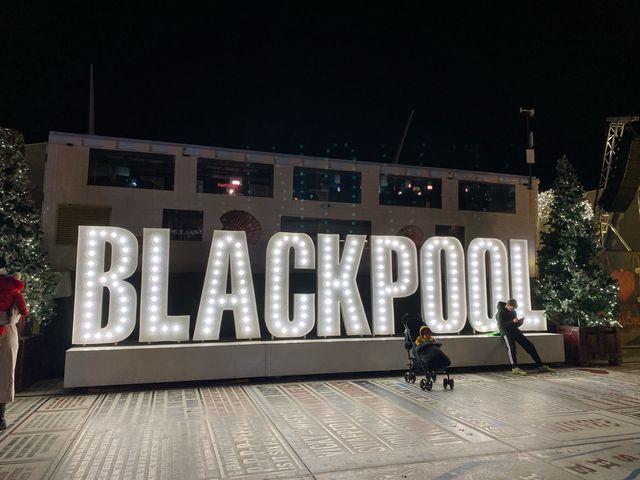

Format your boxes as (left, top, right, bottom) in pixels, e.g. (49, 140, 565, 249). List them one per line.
(538, 365, 555, 373)
(511, 367, 527, 376)
(0, 419, 6, 430)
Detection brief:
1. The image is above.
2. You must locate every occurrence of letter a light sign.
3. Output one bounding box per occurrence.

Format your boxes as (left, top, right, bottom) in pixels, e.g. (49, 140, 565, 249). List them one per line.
(72, 227, 546, 345)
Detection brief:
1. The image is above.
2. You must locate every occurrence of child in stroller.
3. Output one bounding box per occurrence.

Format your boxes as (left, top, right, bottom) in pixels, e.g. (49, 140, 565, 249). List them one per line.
(403, 314, 453, 391)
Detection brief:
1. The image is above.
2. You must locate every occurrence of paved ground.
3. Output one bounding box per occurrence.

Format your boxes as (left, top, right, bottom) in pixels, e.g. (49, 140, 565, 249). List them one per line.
(1, 365, 640, 479)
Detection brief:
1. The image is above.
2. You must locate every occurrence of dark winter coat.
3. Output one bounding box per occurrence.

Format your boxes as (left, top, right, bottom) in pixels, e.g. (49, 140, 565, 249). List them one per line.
(415, 329, 451, 370)
(496, 301, 518, 334)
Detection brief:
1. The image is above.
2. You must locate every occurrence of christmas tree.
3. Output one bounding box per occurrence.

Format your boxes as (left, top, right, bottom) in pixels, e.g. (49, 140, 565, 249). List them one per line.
(0, 127, 57, 332)
(536, 156, 619, 326)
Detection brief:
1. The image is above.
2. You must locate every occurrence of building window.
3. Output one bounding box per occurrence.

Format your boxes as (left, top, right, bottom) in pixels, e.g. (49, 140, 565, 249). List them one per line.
(197, 158, 273, 197)
(293, 167, 361, 203)
(435, 225, 465, 246)
(56, 204, 112, 245)
(281, 216, 371, 240)
(379, 174, 442, 208)
(458, 181, 515, 213)
(162, 209, 203, 241)
(88, 148, 175, 190)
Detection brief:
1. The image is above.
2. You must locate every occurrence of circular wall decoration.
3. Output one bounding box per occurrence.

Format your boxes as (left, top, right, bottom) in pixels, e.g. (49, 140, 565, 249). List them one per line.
(220, 210, 262, 244)
(397, 224, 425, 247)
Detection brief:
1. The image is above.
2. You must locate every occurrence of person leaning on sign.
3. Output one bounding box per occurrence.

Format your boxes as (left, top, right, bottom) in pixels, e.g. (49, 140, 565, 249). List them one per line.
(0, 272, 28, 430)
(496, 298, 555, 376)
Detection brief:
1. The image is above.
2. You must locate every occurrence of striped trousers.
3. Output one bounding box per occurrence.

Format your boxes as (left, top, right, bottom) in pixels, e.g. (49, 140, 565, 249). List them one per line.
(502, 328, 542, 368)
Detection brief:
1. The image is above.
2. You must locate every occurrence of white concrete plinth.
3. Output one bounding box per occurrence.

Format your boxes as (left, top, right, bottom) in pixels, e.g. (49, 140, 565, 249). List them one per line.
(64, 333, 565, 388)
(443, 332, 565, 367)
(64, 342, 267, 388)
(264, 337, 405, 377)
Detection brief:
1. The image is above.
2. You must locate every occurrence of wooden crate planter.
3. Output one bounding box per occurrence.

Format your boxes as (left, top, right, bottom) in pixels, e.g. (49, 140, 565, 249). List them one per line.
(558, 325, 622, 366)
(14, 335, 45, 392)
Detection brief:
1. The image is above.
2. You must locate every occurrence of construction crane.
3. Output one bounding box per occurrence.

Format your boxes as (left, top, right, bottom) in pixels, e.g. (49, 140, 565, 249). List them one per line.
(593, 115, 639, 250)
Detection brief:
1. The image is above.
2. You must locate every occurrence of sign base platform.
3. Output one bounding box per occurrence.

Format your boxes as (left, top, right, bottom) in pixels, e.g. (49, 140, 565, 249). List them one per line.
(64, 333, 565, 388)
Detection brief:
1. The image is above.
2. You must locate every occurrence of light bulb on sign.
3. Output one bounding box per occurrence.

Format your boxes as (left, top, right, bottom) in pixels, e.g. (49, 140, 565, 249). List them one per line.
(72, 226, 138, 345)
(509, 239, 546, 331)
(193, 231, 260, 340)
(317, 234, 370, 336)
(264, 232, 316, 338)
(139, 229, 190, 342)
(370, 236, 418, 335)
(467, 238, 509, 332)
(420, 236, 466, 333)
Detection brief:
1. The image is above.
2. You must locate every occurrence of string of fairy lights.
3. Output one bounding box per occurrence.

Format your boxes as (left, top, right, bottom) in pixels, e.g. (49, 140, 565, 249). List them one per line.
(72, 225, 545, 345)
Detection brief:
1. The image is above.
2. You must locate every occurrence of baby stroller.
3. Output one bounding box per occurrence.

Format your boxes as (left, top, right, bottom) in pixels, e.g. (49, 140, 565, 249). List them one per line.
(402, 313, 454, 391)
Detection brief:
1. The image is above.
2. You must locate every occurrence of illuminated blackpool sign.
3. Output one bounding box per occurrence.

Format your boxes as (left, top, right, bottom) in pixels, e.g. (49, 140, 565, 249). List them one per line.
(72, 227, 545, 345)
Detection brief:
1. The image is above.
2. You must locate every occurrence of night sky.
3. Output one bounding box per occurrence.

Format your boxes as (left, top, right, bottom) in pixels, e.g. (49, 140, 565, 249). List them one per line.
(2, 2, 639, 189)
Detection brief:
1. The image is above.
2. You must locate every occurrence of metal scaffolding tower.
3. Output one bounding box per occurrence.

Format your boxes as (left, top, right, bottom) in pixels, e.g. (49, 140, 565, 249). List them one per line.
(593, 115, 639, 249)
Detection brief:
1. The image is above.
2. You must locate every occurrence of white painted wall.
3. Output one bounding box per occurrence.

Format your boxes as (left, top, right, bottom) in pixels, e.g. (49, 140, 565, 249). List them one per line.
(41, 131, 539, 275)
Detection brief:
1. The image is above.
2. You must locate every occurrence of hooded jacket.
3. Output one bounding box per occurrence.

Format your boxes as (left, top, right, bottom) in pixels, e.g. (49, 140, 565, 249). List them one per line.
(415, 325, 437, 346)
(496, 301, 518, 333)
(0, 275, 28, 317)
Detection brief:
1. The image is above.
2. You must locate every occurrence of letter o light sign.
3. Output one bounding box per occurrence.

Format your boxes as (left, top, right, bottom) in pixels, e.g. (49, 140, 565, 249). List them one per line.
(72, 227, 545, 345)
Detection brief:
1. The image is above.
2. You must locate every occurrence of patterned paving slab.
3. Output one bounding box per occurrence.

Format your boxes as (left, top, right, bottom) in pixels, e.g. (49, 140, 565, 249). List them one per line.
(365, 378, 535, 440)
(448, 377, 597, 418)
(516, 375, 640, 410)
(13, 410, 88, 434)
(200, 385, 309, 479)
(37, 395, 97, 412)
(313, 452, 577, 479)
(533, 438, 640, 479)
(367, 374, 640, 451)
(52, 390, 215, 479)
(502, 411, 640, 451)
(0, 460, 51, 480)
(245, 379, 514, 473)
(52, 388, 310, 480)
(0, 397, 47, 435)
(1, 366, 640, 479)
(0, 396, 96, 466)
(611, 406, 640, 423)
(0, 394, 99, 480)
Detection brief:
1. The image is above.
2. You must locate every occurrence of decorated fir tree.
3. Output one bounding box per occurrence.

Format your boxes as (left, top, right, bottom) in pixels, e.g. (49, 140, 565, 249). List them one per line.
(0, 127, 57, 332)
(536, 156, 619, 326)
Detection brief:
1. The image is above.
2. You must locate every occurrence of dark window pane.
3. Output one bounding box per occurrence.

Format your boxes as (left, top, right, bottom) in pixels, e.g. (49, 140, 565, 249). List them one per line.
(458, 181, 515, 213)
(292, 167, 361, 203)
(162, 209, 203, 241)
(56, 204, 112, 245)
(281, 216, 371, 241)
(197, 158, 273, 197)
(88, 148, 175, 190)
(379, 174, 442, 208)
(435, 225, 465, 246)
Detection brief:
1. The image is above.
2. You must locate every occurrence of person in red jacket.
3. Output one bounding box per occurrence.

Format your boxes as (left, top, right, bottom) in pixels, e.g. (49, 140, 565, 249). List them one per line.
(0, 273, 28, 430)
(0, 273, 28, 331)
